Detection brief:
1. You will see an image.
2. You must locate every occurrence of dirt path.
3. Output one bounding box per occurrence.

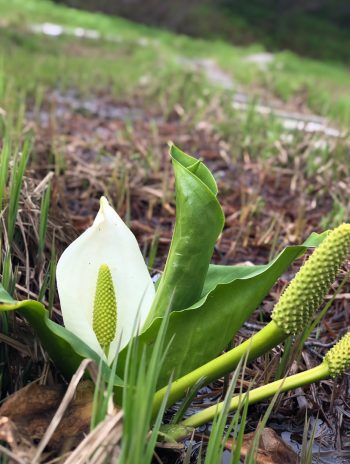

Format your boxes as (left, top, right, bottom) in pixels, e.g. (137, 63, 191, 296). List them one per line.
(5, 20, 343, 139)
(178, 56, 342, 138)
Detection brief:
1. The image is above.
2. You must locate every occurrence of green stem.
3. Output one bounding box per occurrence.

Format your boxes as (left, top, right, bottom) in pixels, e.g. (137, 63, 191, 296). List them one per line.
(169, 362, 329, 441)
(152, 321, 286, 418)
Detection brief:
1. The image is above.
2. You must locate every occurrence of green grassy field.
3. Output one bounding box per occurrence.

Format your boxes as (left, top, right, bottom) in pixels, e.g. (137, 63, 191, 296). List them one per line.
(2, 0, 350, 124)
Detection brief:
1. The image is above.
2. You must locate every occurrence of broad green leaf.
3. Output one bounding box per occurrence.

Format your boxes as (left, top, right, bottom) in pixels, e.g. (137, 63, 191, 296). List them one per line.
(0, 285, 122, 385)
(146, 145, 225, 323)
(201, 230, 329, 297)
(119, 233, 327, 387)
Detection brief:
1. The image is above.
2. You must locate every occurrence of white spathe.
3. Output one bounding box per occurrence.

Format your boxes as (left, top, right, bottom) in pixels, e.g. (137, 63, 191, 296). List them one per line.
(56, 197, 155, 364)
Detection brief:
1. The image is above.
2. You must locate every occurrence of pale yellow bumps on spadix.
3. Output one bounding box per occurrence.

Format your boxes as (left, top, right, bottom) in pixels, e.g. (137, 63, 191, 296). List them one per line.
(324, 331, 350, 378)
(272, 224, 350, 335)
(93, 264, 117, 350)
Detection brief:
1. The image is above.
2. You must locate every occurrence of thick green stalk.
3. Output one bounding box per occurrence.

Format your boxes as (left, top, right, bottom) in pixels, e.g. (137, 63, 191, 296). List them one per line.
(152, 321, 286, 416)
(167, 363, 329, 441)
(166, 330, 350, 441)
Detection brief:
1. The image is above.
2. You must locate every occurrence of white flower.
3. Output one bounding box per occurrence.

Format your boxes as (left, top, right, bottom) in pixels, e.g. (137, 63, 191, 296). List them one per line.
(56, 197, 155, 364)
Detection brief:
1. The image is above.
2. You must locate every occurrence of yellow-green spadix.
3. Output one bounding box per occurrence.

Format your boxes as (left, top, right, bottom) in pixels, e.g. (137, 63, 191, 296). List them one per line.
(56, 197, 155, 364)
(272, 223, 350, 334)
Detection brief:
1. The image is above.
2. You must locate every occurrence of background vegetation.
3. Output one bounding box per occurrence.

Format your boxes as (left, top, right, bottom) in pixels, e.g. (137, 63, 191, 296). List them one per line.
(54, 0, 350, 63)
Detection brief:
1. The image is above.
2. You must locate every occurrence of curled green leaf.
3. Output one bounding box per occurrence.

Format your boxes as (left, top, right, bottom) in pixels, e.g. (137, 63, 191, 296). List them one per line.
(146, 145, 225, 323)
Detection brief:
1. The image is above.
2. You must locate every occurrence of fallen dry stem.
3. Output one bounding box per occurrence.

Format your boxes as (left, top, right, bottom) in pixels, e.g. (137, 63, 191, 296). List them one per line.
(64, 409, 123, 464)
(0, 443, 28, 464)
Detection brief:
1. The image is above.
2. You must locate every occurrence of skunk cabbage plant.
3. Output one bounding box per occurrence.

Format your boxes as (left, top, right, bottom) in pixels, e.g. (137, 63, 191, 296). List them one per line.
(0, 144, 329, 391)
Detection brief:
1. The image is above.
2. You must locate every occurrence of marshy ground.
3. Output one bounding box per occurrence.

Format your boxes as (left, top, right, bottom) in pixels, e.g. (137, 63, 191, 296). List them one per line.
(0, 1, 350, 462)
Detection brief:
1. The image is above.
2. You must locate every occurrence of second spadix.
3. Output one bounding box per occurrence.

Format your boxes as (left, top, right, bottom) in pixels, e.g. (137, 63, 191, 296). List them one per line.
(153, 223, 350, 414)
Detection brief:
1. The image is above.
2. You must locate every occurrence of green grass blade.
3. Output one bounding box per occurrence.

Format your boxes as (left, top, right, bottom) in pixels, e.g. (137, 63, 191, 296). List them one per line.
(204, 359, 243, 464)
(0, 137, 10, 215)
(7, 137, 31, 246)
(119, 309, 171, 464)
(38, 182, 51, 257)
